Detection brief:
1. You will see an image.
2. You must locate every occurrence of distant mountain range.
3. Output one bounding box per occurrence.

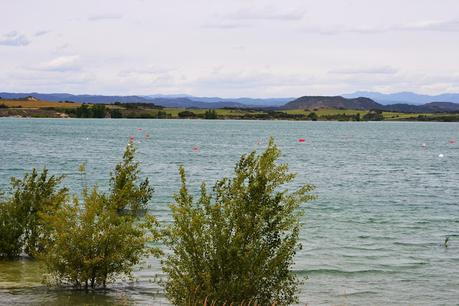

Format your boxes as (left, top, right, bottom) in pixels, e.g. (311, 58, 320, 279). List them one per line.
(343, 91, 459, 105)
(0, 92, 290, 109)
(1, 91, 459, 113)
(283, 96, 380, 110)
(144, 94, 292, 107)
(284, 96, 459, 113)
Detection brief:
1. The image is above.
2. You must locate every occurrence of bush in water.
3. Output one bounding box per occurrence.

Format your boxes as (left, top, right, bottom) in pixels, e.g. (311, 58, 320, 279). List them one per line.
(0, 169, 68, 258)
(162, 137, 316, 305)
(40, 142, 160, 289)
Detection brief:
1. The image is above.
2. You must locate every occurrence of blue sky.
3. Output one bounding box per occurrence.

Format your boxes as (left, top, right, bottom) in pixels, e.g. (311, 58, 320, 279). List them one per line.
(1, 0, 459, 97)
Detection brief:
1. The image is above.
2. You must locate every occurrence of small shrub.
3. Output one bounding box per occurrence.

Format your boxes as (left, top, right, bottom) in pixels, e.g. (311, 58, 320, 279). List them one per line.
(41, 143, 159, 289)
(0, 198, 24, 258)
(178, 110, 196, 118)
(0, 169, 68, 257)
(162, 138, 316, 305)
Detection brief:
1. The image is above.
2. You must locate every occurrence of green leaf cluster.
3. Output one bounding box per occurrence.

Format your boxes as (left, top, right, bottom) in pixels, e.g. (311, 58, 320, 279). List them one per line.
(0, 169, 68, 257)
(41, 142, 159, 289)
(162, 138, 316, 305)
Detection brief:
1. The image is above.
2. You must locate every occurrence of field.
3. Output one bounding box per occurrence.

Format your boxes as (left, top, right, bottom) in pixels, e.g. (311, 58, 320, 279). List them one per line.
(0, 99, 81, 109)
(1, 99, 458, 121)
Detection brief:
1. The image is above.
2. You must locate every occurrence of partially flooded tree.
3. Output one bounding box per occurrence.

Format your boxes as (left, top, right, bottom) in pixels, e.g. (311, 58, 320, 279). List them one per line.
(0, 196, 24, 258)
(109, 143, 153, 215)
(41, 142, 159, 289)
(162, 138, 316, 305)
(0, 169, 68, 258)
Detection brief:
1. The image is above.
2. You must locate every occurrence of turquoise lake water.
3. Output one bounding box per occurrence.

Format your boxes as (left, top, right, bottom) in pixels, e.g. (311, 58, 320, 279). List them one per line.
(0, 118, 458, 305)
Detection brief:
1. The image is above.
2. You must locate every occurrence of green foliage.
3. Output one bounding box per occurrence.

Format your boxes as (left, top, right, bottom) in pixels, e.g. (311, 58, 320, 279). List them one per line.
(41, 142, 159, 289)
(109, 143, 153, 215)
(41, 188, 158, 289)
(178, 110, 196, 118)
(0, 169, 68, 258)
(307, 112, 318, 121)
(204, 109, 218, 119)
(363, 110, 384, 121)
(162, 138, 316, 305)
(73, 104, 107, 118)
(0, 199, 24, 258)
(110, 108, 123, 118)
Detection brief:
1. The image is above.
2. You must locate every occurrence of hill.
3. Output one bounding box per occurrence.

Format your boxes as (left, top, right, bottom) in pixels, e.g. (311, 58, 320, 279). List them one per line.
(343, 91, 459, 105)
(282, 96, 381, 110)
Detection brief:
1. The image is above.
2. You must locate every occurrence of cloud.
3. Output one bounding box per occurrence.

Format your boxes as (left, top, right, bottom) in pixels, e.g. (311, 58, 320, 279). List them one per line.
(88, 14, 123, 21)
(34, 30, 50, 37)
(303, 19, 459, 35)
(0, 31, 30, 46)
(201, 21, 249, 29)
(329, 66, 398, 75)
(35, 55, 81, 72)
(225, 7, 305, 21)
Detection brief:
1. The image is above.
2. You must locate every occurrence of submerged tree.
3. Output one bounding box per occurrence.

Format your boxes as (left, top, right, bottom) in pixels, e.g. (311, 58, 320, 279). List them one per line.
(162, 138, 316, 305)
(41, 142, 159, 289)
(0, 169, 68, 258)
(0, 196, 24, 258)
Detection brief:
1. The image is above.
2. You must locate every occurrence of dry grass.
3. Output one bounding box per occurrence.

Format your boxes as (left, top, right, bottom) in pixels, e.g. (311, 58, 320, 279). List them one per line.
(0, 99, 80, 109)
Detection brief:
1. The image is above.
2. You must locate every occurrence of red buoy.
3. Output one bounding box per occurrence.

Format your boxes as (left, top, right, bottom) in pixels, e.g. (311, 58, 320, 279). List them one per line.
(298, 138, 305, 143)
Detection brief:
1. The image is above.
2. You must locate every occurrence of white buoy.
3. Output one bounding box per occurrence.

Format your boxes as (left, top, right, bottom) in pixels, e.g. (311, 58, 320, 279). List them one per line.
(421, 143, 426, 147)
(439, 154, 444, 158)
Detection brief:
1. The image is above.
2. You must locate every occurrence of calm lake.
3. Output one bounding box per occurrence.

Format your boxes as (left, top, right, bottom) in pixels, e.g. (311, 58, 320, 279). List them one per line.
(0, 118, 458, 305)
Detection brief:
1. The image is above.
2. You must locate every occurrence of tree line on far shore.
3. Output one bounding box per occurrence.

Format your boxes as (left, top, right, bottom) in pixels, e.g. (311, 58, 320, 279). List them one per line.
(0, 138, 316, 306)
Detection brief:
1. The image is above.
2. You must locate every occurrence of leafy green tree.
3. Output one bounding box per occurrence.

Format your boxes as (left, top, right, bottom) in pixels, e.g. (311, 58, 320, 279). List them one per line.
(91, 104, 107, 118)
(204, 109, 218, 119)
(0, 197, 24, 258)
(41, 142, 159, 289)
(109, 143, 153, 215)
(307, 112, 318, 121)
(110, 109, 123, 118)
(0, 169, 68, 257)
(162, 138, 316, 305)
(178, 110, 196, 118)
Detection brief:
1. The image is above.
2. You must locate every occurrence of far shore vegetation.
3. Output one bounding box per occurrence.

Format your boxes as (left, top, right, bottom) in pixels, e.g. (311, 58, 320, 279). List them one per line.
(0, 138, 316, 305)
(1, 96, 459, 122)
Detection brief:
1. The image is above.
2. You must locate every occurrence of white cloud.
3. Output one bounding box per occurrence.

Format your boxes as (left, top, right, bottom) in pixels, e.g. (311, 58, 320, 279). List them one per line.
(0, 31, 30, 46)
(302, 19, 459, 35)
(88, 14, 123, 21)
(330, 66, 398, 75)
(35, 55, 81, 72)
(225, 7, 305, 21)
(34, 30, 50, 37)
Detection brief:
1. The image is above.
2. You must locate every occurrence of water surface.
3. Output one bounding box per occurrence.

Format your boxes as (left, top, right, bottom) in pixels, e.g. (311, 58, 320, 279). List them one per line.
(1, 118, 458, 305)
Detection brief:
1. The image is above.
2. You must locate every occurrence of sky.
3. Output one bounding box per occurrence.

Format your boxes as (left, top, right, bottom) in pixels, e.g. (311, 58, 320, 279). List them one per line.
(1, 0, 459, 98)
